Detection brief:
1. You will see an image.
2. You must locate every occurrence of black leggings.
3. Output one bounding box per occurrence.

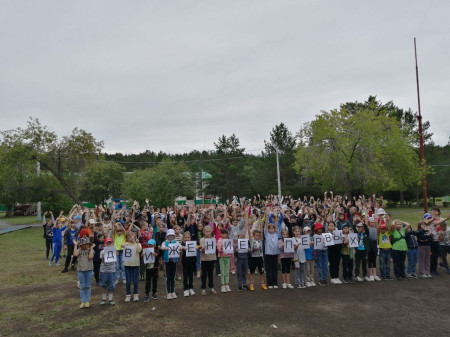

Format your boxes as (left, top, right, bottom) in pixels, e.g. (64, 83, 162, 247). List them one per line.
(145, 268, 158, 295)
(183, 261, 195, 290)
(165, 262, 176, 293)
(201, 260, 215, 289)
(281, 258, 292, 273)
(265, 254, 278, 286)
(45, 239, 53, 259)
(328, 245, 342, 278)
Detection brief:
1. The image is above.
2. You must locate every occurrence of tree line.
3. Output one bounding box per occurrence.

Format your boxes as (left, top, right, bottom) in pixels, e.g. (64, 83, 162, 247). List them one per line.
(1, 96, 448, 216)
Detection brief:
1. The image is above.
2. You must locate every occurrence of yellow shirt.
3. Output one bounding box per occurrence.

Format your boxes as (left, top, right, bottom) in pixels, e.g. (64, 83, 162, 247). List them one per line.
(114, 234, 126, 251)
(378, 232, 392, 249)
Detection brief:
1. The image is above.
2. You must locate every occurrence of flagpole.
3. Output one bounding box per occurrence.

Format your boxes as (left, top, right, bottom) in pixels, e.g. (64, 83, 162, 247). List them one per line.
(414, 37, 428, 213)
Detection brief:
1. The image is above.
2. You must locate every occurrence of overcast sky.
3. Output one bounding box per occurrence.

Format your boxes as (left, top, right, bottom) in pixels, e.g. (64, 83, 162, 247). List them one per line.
(1, 0, 449, 154)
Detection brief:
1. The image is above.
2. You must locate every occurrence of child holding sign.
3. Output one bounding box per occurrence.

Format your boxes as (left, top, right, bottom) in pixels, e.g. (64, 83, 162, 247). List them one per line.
(99, 237, 116, 306)
(313, 223, 329, 286)
(248, 229, 267, 291)
(144, 239, 159, 302)
(293, 226, 306, 288)
(264, 221, 279, 289)
(181, 231, 197, 296)
(217, 229, 232, 292)
(161, 229, 180, 300)
(303, 226, 316, 287)
(278, 229, 294, 289)
(341, 223, 355, 283)
(235, 233, 250, 291)
(123, 233, 142, 302)
(327, 222, 342, 285)
(200, 226, 217, 295)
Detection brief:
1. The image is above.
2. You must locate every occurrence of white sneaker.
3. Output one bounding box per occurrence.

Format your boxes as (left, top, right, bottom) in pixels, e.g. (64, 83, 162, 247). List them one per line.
(122, 280, 126, 285)
(305, 282, 312, 287)
(356, 276, 363, 282)
(125, 295, 131, 302)
(172, 292, 177, 299)
(311, 281, 316, 287)
(133, 294, 139, 302)
(369, 276, 375, 281)
(201, 289, 206, 296)
(287, 283, 294, 289)
(282, 283, 287, 289)
(226, 285, 231, 292)
(77, 281, 80, 289)
(189, 289, 195, 296)
(374, 276, 381, 281)
(273, 285, 278, 289)
(209, 288, 217, 295)
(335, 279, 343, 284)
(221, 285, 227, 293)
(364, 276, 372, 282)
(165, 293, 172, 300)
(330, 278, 336, 284)
(231, 271, 235, 275)
(268, 286, 273, 289)
(184, 290, 190, 297)
(48, 261, 52, 266)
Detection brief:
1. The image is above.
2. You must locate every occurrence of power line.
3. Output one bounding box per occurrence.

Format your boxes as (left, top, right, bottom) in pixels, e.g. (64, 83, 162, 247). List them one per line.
(98, 156, 248, 165)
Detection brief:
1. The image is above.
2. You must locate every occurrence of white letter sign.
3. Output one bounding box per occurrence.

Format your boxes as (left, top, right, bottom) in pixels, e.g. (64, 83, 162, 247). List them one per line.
(205, 238, 216, 255)
(185, 241, 197, 257)
(349, 233, 359, 248)
(323, 233, 335, 247)
(168, 243, 180, 258)
(104, 246, 116, 263)
(223, 239, 234, 255)
(238, 239, 249, 253)
(123, 245, 135, 262)
(284, 238, 295, 253)
(333, 230, 343, 244)
(143, 248, 155, 264)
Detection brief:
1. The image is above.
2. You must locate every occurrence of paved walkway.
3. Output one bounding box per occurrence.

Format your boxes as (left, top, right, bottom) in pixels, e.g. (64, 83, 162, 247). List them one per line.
(0, 219, 41, 235)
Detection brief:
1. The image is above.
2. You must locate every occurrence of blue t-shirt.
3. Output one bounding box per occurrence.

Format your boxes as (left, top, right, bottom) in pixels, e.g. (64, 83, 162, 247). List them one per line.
(357, 232, 365, 251)
(69, 229, 77, 245)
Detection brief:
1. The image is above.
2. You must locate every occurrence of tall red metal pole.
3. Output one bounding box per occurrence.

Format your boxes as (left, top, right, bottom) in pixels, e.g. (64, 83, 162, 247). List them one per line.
(414, 37, 428, 213)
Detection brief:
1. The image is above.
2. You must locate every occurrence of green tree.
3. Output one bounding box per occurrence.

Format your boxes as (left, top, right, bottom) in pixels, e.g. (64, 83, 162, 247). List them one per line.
(81, 161, 125, 204)
(123, 161, 194, 208)
(1, 118, 103, 204)
(294, 103, 421, 196)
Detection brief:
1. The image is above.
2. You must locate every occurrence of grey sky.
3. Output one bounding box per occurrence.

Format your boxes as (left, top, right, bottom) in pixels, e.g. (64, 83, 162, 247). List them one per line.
(1, 0, 449, 154)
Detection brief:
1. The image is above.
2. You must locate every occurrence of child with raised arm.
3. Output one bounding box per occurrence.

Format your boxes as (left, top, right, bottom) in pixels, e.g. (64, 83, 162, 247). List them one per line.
(49, 214, 67, 267)
(99, 237, 116, 306)
(341, 223, 355, 283)
(390, 219, 408, 280)
(43, 211, 54, 260)
(73, 237, 95, 309)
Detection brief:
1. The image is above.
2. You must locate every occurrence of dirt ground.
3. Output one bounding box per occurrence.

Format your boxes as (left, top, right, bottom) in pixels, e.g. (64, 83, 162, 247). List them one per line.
(1, 229, 449, 337)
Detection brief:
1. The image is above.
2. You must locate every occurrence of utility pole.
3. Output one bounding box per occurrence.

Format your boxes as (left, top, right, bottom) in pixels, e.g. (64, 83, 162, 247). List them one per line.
(36, 161, 42, 221)
(275, 147, 281, 202)
(414, 37, 428, 213)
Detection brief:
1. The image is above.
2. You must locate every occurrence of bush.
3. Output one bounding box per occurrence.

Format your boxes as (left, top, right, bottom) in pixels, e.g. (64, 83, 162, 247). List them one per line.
(386, 201, 397, 208)
(443, 201, 449, 207)
(418, 200, 433, 207)
(41, 194, 74, 215)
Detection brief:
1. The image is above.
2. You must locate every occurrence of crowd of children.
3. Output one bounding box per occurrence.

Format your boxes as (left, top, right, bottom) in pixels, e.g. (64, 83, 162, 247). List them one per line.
(43, 194, 450, 309)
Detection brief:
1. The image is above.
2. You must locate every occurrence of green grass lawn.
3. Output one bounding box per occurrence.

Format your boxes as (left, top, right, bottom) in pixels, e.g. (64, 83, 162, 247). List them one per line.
(385, 207, 449, 227)
(0, 213, 41, 225)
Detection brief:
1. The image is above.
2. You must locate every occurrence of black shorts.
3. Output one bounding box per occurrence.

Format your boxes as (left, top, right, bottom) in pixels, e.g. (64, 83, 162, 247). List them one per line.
(249, 256, 264, 274)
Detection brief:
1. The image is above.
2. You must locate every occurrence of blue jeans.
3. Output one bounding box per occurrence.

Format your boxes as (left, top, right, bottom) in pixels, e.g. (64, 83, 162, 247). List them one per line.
(78, 270, 93, 303)
(315, 250, 329, 281)
(407, 248, 418, 274)
(379, 249, 391, 278)
(125, 266, 139, 295)
(115, 250, 125, 281)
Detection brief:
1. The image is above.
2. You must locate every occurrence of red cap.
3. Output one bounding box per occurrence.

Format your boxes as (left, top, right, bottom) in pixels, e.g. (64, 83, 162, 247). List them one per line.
(380, 224, 387, 229)
(104, 237, 113, 244)
(314, 223, 324, 231)
(79, 229, 89, 237)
